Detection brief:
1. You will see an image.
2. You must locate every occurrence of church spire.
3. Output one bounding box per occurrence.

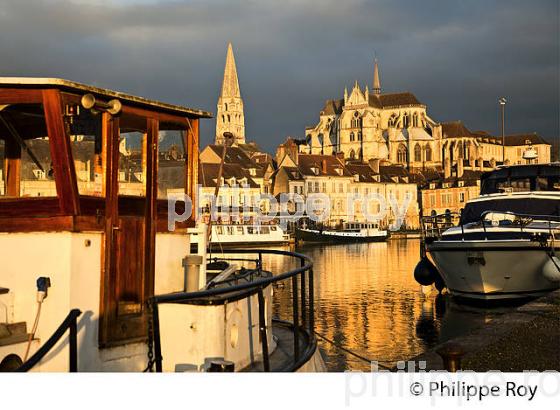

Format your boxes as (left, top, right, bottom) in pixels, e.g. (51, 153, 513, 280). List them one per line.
(216, 43, 245, 145)
(220, 42, 241, 98)
(373, 57, 381, 95)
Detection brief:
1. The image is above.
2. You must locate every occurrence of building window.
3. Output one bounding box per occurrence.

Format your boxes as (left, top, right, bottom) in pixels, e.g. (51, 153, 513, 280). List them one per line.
(349, 149, 356, 159)
(425, 145, 432, 162)
(402, 112, 409, 128)
(459, 192, 465, 202)
(350, 132, 355, 142)
(414, 144, 422, 162)
(388, 113, 397, 127)
(429, 194, 436, 207)
(397, 144, 408, 164)
(357, 132, 362, 141)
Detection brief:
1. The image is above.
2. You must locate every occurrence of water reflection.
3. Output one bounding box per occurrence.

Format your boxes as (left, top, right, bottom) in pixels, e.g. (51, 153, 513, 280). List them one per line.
(263, 239, 505, 371)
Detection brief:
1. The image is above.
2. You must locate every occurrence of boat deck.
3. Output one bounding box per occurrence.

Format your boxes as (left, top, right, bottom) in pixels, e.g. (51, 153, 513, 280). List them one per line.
(241, 321, 314, 372)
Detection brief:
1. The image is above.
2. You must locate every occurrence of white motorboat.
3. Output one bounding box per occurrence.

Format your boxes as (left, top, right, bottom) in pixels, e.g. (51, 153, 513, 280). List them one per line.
(415, 163, 560, 302)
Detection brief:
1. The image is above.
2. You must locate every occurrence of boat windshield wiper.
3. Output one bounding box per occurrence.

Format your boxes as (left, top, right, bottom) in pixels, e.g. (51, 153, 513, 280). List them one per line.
(0, 112, 45, 173)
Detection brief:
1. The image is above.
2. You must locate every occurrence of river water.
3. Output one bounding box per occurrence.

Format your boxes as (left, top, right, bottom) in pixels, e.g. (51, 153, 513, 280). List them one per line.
(263, 239, 505, 371)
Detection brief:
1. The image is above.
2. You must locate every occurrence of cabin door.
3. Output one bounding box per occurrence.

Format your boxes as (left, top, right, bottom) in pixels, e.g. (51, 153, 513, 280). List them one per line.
(100, 114, 157, 346)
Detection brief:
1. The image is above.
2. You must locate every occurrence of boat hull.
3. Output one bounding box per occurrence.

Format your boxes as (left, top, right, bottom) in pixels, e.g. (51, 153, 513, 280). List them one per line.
(295, 228, 388, 244)
(209, 240, 289, 249)
(427, 240, 560, 301)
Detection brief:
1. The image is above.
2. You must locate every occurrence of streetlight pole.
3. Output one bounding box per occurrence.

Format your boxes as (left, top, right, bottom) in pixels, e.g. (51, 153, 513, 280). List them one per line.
(499, 97, 507, 164)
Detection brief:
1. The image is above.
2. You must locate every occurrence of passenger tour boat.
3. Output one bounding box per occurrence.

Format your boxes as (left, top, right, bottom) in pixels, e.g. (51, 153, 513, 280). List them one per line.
(210, 223, 290, 248)
(296, 222, 388, 244)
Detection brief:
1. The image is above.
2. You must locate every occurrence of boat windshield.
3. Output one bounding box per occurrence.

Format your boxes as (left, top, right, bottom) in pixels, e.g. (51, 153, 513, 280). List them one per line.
(480, 165, 560, 194)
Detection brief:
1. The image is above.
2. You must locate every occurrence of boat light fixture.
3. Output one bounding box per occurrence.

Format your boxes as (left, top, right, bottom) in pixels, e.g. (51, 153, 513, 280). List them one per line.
(81, 93, 122, 115)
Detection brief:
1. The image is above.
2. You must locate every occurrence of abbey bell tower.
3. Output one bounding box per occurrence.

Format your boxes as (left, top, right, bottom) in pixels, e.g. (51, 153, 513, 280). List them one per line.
(215, 43, 246, 145)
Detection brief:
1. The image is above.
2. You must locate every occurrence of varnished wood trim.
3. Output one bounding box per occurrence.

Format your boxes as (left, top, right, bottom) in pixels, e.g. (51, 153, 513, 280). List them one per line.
(144, 118, 158, 305)
(121, 104, 195, 125)
(99, 113, 119, 346)
(0, 197, 62, 218)
(0, 88, 44, 104)
(0, 215, 103, 232)
(4, 138, 21, 197)
(186, 118, 199, 214)
(42, 89, 80, 215)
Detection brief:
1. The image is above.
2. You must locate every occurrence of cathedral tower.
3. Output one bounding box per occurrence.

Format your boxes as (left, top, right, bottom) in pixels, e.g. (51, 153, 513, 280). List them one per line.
(215, 43, 245, 145)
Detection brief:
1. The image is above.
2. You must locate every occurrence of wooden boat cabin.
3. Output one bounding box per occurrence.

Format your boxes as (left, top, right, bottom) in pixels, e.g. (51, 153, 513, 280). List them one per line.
(0, 78, 211, 370)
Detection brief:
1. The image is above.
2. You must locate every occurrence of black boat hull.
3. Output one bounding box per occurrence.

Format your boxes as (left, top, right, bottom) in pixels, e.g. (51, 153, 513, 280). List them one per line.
(295, 228, 388, 244)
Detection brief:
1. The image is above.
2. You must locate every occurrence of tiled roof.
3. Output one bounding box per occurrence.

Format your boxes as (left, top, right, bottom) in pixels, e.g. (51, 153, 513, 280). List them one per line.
(321, 99, 344, 115)
(282, 166, 304, 181)
(379, 165, 412, 183)
(199, 162, 260, 188)
(238, 142, 263, 154)
(345, 163, 379, 183)
(320, 92, 423, 115)
(374, 92, 423, 108)
(297, 154, 350, 177)
(503, 133, 550, 146)
(441, 121, 475, 138)
(208, 144, 253, 165)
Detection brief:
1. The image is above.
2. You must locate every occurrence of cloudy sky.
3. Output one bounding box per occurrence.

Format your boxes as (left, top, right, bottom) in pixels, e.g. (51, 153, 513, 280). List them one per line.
(0, 0, 558, 151)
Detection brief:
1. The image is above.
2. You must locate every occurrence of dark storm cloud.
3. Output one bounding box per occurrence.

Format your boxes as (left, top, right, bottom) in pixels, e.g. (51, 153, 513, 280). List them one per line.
(0, 0, 558, 150)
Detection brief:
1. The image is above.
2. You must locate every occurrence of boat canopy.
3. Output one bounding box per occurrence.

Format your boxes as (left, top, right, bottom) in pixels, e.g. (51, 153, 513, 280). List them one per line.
(480, 163, 560, 195)
(460, 164, 560, 224)
(460, 197, 560, 224)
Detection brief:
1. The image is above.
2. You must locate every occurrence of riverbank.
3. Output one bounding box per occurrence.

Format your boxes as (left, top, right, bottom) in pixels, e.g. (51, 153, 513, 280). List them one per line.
(405, 289, 560, 372)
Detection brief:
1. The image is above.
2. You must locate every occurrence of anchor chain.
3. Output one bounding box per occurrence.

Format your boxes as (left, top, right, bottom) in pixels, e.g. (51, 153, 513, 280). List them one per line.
(143, 298, 155, 372)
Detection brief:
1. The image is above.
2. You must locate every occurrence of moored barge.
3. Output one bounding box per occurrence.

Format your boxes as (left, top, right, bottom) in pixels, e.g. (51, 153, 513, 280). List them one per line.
(0, 78, 324, 372)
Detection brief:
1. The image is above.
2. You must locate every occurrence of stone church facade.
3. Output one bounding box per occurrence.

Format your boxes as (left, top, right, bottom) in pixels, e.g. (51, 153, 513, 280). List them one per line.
(304, 60, 442, 170)
(303, 60, 552, 171)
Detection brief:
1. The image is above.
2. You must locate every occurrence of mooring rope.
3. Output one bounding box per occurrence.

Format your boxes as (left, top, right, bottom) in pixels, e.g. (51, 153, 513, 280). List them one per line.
(313, 330, 392, 370)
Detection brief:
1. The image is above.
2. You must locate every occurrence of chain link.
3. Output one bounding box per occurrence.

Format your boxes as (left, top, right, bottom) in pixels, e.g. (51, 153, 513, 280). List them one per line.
(143, 298, 155, 372)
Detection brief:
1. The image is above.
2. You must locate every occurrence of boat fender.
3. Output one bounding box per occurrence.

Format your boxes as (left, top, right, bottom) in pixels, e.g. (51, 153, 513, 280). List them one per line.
(543, 255, 560, 282)
(414, 257, 439, 286)
(434, 275, 446, 293)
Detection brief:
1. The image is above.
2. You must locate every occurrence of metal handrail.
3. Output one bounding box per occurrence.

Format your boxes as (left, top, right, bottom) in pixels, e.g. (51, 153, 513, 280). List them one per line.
(421, 210, 560, 242)
(149, 249, 315, 372)
(15, 309, 82, 372)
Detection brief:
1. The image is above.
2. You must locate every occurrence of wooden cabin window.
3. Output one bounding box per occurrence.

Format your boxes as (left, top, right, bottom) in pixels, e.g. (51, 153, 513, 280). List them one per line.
(0, 103, 55, 197)
(0, 139, 4, 196)
(157, 123, 186, 199)
(68, 108, 104, 197)
(118, 113, 147, 197)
